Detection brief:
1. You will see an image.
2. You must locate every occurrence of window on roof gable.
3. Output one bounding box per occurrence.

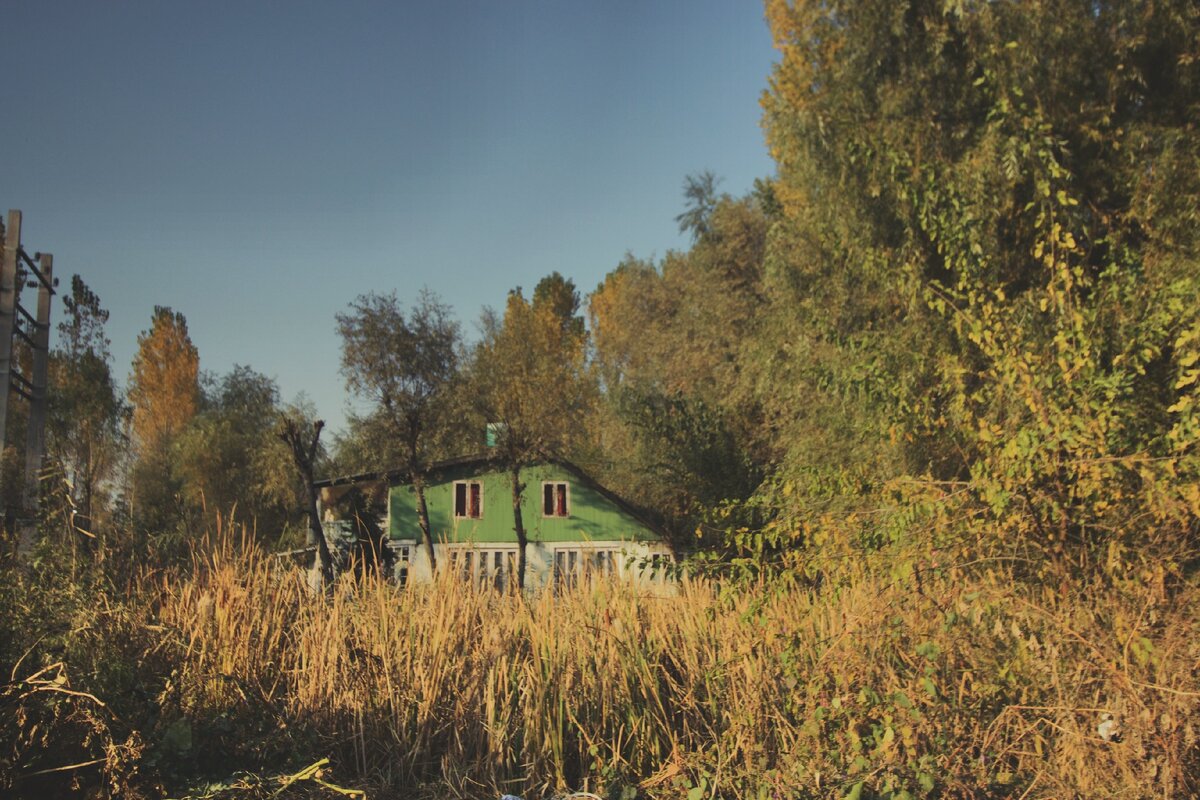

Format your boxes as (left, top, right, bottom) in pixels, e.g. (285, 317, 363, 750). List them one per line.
(542, 481, 569, 517)
(454, 481, 482, 519)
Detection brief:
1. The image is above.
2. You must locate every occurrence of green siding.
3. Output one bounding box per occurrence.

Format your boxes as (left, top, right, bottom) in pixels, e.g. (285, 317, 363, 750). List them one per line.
(388, 462, 659, 544)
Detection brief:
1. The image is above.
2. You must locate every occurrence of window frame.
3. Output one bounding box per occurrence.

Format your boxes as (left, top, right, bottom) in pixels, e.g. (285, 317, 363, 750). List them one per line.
(448, 545, 519, 590)
(552, 544, 623, 588)
(541, 481, 570, 518)
(453, 480, 483, 519)
(386, 540, 416, 586)
(395, 543, 411, 587)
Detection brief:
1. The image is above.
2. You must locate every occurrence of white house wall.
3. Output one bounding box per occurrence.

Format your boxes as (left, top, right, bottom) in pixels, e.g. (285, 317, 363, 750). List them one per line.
(388, 539, 676, 594)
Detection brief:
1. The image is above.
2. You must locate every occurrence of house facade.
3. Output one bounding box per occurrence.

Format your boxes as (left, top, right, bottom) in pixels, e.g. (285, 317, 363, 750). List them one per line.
(315, 455, 674, 591)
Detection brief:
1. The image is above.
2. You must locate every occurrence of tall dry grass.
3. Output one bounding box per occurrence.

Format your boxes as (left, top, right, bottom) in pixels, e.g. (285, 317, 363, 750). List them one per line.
(3, 524, 1198, 798)
(147, 533, 1199, 798)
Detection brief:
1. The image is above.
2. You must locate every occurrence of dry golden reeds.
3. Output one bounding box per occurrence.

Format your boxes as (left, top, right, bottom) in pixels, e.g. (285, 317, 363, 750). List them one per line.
(3, 518, 1197, 798)
(144, 530, 1200, 799)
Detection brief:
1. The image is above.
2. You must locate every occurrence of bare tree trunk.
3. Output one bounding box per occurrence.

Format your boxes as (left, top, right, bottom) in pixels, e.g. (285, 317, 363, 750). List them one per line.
(80, 477, 93, 534)
(412, 473, 436, 572)
(279, 417, 333, 590)
(509, 465, 527, 590)
(301, 477, 334, 592)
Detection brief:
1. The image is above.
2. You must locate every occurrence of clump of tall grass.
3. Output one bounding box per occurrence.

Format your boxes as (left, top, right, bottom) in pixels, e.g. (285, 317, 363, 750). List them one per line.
(3, 522, 1198, 798)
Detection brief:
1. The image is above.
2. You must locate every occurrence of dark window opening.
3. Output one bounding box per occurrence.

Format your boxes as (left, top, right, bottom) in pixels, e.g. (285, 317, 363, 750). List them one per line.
(543, 482, 569, 517)
(455, 481, 482, 519)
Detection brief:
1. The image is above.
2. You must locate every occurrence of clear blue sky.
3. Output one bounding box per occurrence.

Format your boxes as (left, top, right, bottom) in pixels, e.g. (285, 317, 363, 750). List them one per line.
(2, 2, 777, 435)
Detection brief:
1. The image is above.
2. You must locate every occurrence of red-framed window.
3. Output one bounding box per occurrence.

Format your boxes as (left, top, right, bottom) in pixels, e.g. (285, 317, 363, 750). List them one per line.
(542, 481, 569, 517)
(454, 481, 482, 519)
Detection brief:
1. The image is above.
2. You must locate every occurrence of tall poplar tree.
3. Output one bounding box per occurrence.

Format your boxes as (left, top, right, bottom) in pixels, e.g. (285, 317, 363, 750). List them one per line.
(127, 306, 200, 533)
(128, 306, 199, 451)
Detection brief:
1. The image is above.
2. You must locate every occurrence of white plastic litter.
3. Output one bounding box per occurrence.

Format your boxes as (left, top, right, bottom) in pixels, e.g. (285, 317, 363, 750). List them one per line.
(1097, 712, 1123, 742)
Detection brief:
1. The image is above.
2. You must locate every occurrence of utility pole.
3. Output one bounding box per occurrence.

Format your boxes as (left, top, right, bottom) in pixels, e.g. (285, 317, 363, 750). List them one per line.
(0, 209, 57, 550)
(22, 253, 52, 515)
(0, 210, 21, 457)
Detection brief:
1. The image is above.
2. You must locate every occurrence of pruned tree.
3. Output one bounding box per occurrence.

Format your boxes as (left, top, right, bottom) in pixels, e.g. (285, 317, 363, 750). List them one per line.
(278, 415, 333, 589)
(336, 290, 460, 571)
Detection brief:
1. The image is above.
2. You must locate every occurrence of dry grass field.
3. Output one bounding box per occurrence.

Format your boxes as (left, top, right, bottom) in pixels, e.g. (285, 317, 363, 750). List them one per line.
(2, 526, 1198, 798)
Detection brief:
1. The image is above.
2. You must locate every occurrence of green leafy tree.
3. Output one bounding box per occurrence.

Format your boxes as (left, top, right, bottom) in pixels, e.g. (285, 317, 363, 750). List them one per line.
(758, 0, 1200, 570)
(612, 387, 760, 539)
(586, 190, 769, 534)
(336, 290, 461, 570)
(469, 288, 595, 588)
(47, 276, 124, 532)
(173, 366, 295, 536)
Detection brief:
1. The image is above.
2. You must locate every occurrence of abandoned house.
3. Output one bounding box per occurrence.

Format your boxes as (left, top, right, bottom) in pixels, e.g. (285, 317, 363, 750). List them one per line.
(313, 454, 675, 591)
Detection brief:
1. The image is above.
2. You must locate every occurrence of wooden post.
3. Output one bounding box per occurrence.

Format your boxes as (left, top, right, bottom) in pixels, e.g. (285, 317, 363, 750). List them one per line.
(0, 210, 21, 472)
(22, 253, 52, 516)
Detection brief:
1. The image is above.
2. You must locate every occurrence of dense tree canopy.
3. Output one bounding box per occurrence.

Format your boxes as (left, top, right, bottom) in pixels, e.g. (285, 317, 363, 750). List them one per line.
(173, 366, 296, 535)
(751, 0, 1200, 571)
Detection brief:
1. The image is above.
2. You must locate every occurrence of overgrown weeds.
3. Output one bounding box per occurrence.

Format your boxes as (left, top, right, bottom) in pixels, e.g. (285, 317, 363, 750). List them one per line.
(1, 524, 1197, 798)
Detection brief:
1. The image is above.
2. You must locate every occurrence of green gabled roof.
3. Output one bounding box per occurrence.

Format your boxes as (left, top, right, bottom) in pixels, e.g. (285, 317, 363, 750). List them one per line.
(316, 453, 668, 541)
